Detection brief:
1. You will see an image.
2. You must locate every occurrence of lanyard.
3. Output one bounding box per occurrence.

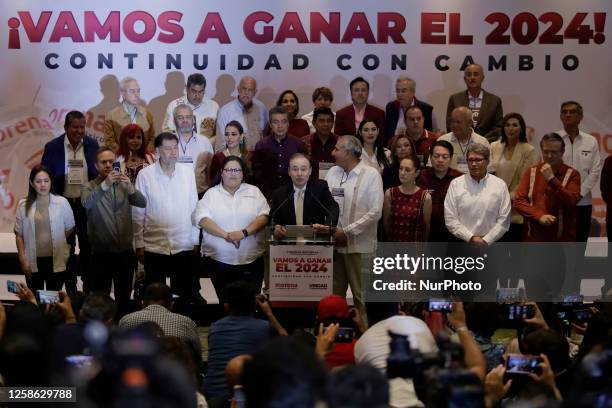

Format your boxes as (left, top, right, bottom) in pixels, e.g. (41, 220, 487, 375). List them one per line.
(178, 134, 193, 156)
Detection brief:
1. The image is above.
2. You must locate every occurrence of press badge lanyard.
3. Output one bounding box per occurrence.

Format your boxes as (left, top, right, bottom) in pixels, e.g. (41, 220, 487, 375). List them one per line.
(178, 134, 194, 156)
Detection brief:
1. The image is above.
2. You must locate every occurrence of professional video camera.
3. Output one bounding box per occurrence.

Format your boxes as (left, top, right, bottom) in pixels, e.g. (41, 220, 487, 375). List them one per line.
(387, 331, 484, 408)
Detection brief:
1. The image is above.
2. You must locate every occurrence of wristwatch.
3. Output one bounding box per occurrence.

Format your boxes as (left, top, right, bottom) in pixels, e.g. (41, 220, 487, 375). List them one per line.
(242, 229, 249, 237)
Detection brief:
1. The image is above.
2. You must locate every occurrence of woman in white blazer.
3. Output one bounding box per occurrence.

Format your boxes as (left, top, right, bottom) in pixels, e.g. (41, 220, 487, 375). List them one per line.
(14, 165, 75, 291)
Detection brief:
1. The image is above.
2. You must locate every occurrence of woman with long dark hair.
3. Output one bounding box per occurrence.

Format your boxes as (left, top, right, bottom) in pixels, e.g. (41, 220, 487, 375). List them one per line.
(356, 118, 391, 174)
(275, 90, 310, 139)
(209, 120, 251, 182)
(14, 165, 75, 291)
(115, 123, 155, 183)
(382, 134, 418, 191)
(489, 112, 537, 241)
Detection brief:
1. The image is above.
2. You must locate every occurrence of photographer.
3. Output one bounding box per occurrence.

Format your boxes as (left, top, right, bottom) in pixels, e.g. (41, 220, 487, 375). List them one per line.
(315, 295, 365, 368)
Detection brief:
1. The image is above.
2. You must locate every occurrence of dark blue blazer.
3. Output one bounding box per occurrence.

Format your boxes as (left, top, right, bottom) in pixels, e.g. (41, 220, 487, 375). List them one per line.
(41, 134, 99, 195)
(384, 99, 434, 143)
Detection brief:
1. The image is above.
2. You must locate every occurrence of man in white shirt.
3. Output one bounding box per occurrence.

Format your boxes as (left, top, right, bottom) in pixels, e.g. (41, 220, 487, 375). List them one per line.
(173, 104, 214, 195)
(556, 101, 602, 242)
(444, 143, 510, 299)
(133, 133, 200, 303)
(162, 73, 219, 143)
(444, 143, 510, 246)
(215, 76, 268, 152)
(437, 107, 490, 173)
(326, 136, 384, 324)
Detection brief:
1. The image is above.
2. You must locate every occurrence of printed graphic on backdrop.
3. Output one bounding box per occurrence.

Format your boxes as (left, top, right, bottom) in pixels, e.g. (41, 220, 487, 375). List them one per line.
(0, 1, 610, 232)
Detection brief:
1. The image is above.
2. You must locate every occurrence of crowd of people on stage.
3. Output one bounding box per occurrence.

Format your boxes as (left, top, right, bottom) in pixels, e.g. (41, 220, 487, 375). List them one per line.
(3, 65, 612, 407)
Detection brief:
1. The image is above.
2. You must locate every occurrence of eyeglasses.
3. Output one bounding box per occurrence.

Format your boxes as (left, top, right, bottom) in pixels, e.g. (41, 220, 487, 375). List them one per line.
(223, 168, 243, 174)
(176, 115, 194, 121)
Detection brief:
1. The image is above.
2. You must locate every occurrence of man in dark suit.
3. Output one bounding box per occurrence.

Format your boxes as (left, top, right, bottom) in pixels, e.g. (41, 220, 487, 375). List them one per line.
(384, 76, 434, 143)
(446, 64, 503, 143)
(41, 110, 99, 292)
(334, 77, 385, 137)
(270, 153, 339, 239)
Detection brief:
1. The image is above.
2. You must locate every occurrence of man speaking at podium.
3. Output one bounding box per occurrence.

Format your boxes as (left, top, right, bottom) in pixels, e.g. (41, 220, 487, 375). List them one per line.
(270, 153, 339, 239)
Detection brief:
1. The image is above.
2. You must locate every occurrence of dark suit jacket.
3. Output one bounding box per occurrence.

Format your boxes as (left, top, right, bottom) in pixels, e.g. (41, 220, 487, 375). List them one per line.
(41, 134, 99, 195)
(334, 104, 385, 137)
(270, 179, 339, 227)
(446, 89, 503, 142)
(384, 99, 434, 143)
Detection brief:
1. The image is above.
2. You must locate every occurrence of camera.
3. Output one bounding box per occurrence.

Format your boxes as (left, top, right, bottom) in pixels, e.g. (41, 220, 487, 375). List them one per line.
(387, 331, 484, 407)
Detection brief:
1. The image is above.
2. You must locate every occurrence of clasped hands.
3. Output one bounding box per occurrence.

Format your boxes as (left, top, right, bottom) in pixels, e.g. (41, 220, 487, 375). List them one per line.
(225, 230, 246, 249)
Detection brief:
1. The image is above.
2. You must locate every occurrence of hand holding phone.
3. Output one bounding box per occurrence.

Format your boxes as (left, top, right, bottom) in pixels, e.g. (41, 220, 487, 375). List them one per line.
(505, 354, 543, 375)
(7, 280, 18, 294)
(429, 299, 453, 313)
(37, 290, 60, 304)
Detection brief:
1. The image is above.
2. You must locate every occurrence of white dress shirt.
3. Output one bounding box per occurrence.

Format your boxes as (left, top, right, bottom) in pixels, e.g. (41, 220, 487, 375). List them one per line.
(163, 96, 219, 138)
(193, 183, 269, 265)
(326, 162, 383, 254)
(133, 162, 199, 255)
(444, 173, 511, 244)
(556, 129, 602, 206)
(177, 133, 214, 168)
(437, 131, 489, 173)
(63, 138, 88, 198)
(361, 147, 391, 174)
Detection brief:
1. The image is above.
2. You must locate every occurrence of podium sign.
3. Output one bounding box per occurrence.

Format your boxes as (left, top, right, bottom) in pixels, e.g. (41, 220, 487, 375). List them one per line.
(270, 244, 333, 301)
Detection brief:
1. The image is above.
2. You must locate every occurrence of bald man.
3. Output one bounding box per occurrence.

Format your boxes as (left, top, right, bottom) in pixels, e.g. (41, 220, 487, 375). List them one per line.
(446, 64, 503, 143)
(437, 107, 490, 173)
(215, 76, 268, 151)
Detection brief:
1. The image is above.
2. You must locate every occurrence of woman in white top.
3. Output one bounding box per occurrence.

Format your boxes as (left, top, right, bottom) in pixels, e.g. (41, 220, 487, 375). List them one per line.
(14, 165, 75, 291)
(115, 124, 155, 184)
(193, 156, 269, 300)
(489, 112, 537, 242)
(357, 118, 391, 174)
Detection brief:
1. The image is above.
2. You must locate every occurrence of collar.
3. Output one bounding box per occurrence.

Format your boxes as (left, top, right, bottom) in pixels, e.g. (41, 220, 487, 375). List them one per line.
(467, 172, 489, 185)
(122, 101, 138, 114)
(219, 182, 246, 196)
(293, 184, 307, 194)
(394, 98, 416, 110)
(352, 104, 366, 115)
(313, 133, 335, 146)
(452, 131, 473, 144)
(155, 161, 176, 178)
(272, 134, 288, 145)
(344, 161, 365, 178)
(144, 304, 171, 313)
(64, 135, 83, 150)
(467, 90, 484, 101)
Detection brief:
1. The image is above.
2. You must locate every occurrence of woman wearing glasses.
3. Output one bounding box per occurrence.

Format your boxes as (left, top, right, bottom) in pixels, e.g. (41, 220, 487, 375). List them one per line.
(193, 156, 269, 300)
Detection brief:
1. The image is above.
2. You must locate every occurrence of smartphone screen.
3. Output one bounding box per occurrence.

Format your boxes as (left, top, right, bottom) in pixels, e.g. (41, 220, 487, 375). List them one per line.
(505, 354, 542, 375)
(112, 161, 121, 172)
(429, 299, 453, 312)
(335, 327, 355, 343)
(38, 290, 60, 304)
(7, 280, 18, 294)
(508, 304, 535, 320)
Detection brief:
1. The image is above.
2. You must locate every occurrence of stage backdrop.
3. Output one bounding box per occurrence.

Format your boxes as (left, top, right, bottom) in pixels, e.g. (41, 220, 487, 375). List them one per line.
(0, 0, 611, 232)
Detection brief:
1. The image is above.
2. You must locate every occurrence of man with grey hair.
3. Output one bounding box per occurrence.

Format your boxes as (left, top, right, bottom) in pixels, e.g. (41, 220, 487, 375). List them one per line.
(173, 103, 214, 195)
(326, 135, 384, 324)
(444, 142, 510, 246)
(446, 63, 503, 143)
(215, 76, 268, 152)
(104, 77, 155, 152)
(384, 76, 434, 142)
(437, 106, 489, 173)
(162, 73, 219, 143)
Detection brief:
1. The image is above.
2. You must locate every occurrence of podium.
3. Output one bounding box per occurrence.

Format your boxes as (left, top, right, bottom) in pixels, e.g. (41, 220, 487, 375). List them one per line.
(268, 225, 334, 302)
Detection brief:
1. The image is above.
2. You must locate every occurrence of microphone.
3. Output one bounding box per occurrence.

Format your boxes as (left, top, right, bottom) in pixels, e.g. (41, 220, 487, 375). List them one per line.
(268, 189, 294, 241)
(306, 184, 337, 244)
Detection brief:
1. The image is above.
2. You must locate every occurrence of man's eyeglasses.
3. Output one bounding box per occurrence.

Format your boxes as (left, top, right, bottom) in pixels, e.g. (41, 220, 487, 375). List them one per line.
(223, 168, 243, 174)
